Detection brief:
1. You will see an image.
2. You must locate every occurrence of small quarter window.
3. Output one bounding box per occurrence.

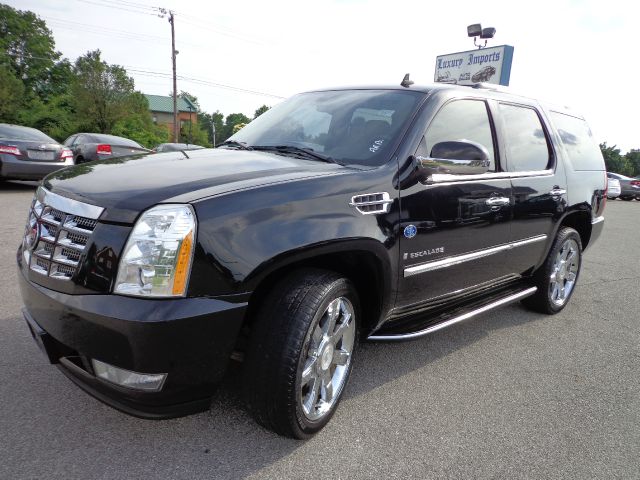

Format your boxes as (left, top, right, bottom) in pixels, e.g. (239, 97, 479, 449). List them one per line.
(499, 104, 551, 172)
(550, 112, 604, 171)
(423, 99, 496, 171)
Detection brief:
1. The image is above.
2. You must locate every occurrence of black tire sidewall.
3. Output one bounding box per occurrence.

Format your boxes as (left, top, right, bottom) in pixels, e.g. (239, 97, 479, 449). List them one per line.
(292, 279, 360, 438)
(542, 228, 583, 313)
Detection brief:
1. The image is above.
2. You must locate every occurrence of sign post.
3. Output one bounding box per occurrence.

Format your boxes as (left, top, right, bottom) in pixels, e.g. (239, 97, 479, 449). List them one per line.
(434, 45, 514, 86)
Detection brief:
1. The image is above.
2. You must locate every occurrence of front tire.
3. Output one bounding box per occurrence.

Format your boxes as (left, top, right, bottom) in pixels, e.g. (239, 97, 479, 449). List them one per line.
(243, 269, 359, 439)
(522, 227, 582, 314)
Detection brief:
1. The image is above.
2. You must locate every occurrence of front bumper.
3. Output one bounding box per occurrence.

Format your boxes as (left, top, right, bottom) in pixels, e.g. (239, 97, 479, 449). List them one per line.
(0, 154, 74, 180)
(18, 266, 247, 418)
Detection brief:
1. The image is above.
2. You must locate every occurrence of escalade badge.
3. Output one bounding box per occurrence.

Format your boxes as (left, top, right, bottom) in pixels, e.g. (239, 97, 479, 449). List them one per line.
(403, 225, 417, 238)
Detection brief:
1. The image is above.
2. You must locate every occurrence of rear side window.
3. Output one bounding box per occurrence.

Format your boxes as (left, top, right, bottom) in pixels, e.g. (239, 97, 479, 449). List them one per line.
(499, 104, 551, 172)
(0, 124, 56, 143)
(89, 134, 143, 148)
(550, 112, 604, 171)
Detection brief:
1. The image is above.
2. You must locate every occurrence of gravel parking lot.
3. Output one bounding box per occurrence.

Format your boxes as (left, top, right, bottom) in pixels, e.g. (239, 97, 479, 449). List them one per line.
(1, 181, 638, 480)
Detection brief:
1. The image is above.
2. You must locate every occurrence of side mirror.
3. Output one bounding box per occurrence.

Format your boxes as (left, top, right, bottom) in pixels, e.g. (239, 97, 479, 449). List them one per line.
(416, 140, 491, 179)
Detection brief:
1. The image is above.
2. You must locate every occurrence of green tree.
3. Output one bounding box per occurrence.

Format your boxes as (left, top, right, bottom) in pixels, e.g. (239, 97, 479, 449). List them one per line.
(111, 92, 169, 148)
(222, 112, 251, 141)
(232, 123, 247, 134)
(0, 4, 59, 98)
(18, 93, 76, 141)
(72, 50, 138, 133)
(197, 111, 224, 146)
(624, 150, 640, 177)
(600, 143, 633, 176)
(254, 104, 270, 119)
(0, 68, 24, 122)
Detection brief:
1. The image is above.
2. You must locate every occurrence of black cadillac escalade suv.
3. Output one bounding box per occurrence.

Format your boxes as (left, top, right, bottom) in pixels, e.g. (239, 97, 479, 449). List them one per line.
(18, 82, 606, 439)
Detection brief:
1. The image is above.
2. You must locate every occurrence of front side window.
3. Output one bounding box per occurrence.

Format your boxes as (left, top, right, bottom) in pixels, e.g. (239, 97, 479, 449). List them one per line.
(230, 89, 425, 167)
(500, 104, 551, 172)
(421, 99, 496, 171)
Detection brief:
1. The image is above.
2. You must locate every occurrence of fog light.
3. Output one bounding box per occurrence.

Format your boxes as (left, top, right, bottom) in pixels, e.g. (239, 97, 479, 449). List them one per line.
(91, 359, 167, 392)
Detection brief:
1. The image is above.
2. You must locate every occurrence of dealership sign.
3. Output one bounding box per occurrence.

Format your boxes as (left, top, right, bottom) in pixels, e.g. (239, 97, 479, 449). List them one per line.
(434, 45, 514, 86)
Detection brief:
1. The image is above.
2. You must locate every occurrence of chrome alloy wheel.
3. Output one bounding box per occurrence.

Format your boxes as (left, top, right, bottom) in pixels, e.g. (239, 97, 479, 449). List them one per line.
(300, 297, 356, 421)
(549, 238, 580, 306)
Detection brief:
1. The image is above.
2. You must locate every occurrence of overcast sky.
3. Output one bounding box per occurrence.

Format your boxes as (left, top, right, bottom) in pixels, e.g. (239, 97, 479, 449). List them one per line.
(8, 0, 638, 152)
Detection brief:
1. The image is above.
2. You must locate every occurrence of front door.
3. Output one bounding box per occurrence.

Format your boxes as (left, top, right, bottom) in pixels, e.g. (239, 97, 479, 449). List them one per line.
(396, 98, 515, 310)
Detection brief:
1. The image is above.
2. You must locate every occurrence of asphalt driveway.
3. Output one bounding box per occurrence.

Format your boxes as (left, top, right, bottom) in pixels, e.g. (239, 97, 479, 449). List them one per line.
(1, 181, 638, 479)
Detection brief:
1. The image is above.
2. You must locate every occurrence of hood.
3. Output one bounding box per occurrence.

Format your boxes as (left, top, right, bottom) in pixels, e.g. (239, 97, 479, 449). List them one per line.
(44, 148, 346, 223)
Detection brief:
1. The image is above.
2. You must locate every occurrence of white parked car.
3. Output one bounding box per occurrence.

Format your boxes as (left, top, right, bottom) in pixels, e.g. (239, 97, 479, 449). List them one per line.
(607, 177, 621, 199)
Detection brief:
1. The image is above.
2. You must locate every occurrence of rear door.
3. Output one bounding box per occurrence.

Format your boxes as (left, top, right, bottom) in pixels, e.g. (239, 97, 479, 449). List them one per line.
(396, 97, 515, 308)
(495, 102, 566, 273)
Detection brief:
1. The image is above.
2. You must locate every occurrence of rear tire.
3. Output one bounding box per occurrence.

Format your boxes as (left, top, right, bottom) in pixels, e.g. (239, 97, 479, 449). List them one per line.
(522, 227, 582, 314)
(243, 269, 359, 439)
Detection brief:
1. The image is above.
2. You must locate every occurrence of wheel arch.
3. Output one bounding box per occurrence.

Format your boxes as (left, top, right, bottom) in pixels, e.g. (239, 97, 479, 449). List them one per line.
(557, 209, 592, 250)
(243, 240, 394, 337)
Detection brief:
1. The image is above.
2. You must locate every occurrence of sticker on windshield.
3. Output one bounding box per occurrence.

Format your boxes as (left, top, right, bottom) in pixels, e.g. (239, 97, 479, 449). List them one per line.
(369, 139, 384, 153)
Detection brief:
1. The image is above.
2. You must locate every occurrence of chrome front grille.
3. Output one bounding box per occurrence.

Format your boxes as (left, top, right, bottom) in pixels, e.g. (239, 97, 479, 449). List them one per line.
(22, 187, 104, 281)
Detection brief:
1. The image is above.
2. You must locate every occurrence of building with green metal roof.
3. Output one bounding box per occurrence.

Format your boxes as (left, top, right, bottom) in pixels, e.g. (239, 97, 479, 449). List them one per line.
(144, 94, 198, 138)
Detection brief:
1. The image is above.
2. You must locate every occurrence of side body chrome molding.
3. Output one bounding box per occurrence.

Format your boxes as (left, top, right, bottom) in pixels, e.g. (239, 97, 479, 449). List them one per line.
(368, 286, 538, 341)
(426, 169, 553, 185)
(404, 234, 547, 278)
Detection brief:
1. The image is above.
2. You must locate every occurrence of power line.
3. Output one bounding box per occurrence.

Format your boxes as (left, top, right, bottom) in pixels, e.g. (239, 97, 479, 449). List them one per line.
(125, 68, 285, 99)
(42, 16, 205, 48)
(43, 16, 165, 40)
(75, 0, 160, 17)
(100, 0, 159, 12)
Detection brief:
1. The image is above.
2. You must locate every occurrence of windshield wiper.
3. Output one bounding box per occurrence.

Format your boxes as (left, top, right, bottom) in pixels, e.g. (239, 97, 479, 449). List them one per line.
(217, 140, 253, 150)
(252, 145, 341, 165)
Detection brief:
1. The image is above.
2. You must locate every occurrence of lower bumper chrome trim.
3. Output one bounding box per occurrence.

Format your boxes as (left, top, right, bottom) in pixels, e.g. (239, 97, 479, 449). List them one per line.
(368, 286, 537, 341)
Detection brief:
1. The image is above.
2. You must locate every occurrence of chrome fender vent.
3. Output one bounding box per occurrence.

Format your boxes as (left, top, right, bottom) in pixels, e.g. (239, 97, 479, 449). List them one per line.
(349, 192, 392, 215)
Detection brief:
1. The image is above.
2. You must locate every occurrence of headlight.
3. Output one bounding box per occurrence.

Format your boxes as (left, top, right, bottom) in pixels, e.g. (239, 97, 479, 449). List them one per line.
(114, 204, 196, 297)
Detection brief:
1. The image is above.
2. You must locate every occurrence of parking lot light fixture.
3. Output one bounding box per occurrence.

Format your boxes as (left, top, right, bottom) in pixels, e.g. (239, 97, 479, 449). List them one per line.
(467, 23, 496, 49)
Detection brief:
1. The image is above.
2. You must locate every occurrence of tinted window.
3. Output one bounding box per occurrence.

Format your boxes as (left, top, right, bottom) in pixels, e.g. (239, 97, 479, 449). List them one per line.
(157, 143, 204, 152)
(230, 90, 424, 167)
(423, 99, 496, 171)
(550, 112, 604, 171)
(499, 104, 550, 171)
(0, 124, 56, 143)
(87, 134, 142, 148)
(64, 135, 76, 146)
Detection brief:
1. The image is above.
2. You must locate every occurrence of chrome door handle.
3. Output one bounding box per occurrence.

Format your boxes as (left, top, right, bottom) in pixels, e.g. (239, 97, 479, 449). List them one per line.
(549, 187, 566, 196)
(485, 197, 510, 207)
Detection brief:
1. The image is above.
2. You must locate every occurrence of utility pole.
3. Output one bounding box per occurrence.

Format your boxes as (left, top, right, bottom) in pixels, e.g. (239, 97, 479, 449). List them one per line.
(169, 11, 178, 142)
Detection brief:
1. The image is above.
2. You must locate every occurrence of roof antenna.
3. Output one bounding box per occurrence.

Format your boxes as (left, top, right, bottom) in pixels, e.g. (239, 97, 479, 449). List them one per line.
(400, 73, 414, 88)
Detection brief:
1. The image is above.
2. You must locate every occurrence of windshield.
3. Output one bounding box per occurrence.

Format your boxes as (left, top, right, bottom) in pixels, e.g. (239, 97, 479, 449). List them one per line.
(229, 89, 425, 167)
(0, 124, 57, 143)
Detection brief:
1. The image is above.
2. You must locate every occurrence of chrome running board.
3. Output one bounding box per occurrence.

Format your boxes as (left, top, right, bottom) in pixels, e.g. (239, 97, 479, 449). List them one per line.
(368, 286, 537, 341)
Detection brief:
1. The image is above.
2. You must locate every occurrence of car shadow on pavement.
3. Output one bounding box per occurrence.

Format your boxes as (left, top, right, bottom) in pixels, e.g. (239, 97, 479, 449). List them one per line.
(127, 303, 545, 478)
(0, 180, 39, 191)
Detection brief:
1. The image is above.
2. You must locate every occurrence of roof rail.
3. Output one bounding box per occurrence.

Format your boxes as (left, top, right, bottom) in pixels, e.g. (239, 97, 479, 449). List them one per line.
(470, 83, 511, 92)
